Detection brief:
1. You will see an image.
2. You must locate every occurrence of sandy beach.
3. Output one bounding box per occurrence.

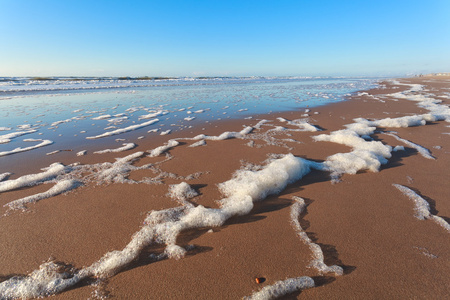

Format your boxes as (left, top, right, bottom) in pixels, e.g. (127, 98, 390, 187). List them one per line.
(0, 76, 449, 299)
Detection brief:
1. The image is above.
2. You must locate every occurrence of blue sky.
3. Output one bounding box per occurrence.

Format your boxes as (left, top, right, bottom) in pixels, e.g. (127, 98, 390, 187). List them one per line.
(1, 0, 449, 77)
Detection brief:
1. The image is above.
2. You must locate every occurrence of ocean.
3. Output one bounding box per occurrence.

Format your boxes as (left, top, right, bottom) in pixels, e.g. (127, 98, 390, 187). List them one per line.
(0, 77, 377, 156)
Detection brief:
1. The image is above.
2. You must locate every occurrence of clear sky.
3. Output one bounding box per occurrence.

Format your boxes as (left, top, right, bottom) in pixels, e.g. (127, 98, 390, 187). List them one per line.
(1, 0, 449, 77)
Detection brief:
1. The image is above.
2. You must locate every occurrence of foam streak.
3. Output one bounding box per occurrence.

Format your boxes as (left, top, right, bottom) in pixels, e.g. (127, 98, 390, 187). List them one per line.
(393, 184, 450, 232)
(290, 196, 343, 275)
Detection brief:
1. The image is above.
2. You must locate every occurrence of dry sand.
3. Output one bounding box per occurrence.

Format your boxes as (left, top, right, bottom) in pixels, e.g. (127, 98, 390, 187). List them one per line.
(0, 77, 449, 299)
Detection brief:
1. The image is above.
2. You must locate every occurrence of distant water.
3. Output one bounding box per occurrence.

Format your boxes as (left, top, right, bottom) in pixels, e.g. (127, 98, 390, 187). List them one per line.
(0, 77, 377, 154)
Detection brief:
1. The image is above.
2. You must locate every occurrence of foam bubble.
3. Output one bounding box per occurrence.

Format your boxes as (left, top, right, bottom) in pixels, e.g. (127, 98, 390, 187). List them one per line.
(4, 179, 82, 211)
(253, 119, 270, 129)
(188, 140, 206, 147)
(356, 115, 428, 128)
(244, 276, 315, 300)
(218, 154, 316, 217)
(96, 151, 145, 182)
(46, 150, 61, 156)
(86, 119, 159, 139)
(168, 182, 198, 206)
(290, 196, 343, 275)
(393, 184, 450, 232)
(0, 172, 12, 182)
(0, 139, 54, 157)
(0, 163, 70, 193)
(0, 130, 37, 144)
(148, 140, 179, 157)
(160, 129, 172, 136)
(384, 133, 434, 159)
(92, 114, 112, 120)
(138, 110, 166, 120)
(193, 126, 254, 141)
(107, 116, 128, 124)
(314, 127, 391, 179)
(17, 124, 32, 130)
(76, 150, 87, 156)
(94, 143, 136, 154)
(0, 261, 86, 299)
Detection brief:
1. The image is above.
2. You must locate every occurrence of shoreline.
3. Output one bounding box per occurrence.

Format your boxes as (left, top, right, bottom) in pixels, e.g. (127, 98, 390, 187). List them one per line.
(0, 76, 449, 299)
(0, 77, 381, 175)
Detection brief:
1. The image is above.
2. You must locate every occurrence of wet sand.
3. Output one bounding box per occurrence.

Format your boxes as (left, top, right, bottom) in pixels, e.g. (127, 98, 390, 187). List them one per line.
(0, 76, 449, 299)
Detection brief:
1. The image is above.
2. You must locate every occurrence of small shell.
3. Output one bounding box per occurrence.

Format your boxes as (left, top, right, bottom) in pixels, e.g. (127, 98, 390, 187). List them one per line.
(255, 277, 265, 284)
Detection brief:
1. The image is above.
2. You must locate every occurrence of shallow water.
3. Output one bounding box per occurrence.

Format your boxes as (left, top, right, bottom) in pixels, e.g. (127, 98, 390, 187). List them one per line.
(0, 77, 376, 154)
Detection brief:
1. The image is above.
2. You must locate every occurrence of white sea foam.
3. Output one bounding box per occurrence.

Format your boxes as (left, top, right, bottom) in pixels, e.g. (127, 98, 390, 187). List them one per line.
(0, 127, 12, 131)
(138, 110, 166, 120)
(384, 133, 435, 159)
(192, 126, 254, 141)
(93, 143, 136, 154)
(0, 130, 37, 144)
(17, 124, 32, 130)
(160, 129, 172, 135)
(290, 196, 344, 275)
(46, 150, 61, 156)
(148, 140, 179, 157)
(244, 276, 315, 300)
(96, 151, 145, 183)
(4, 179, 81, 211)
(254, 119, 270, 129)
(218, 154, 317, 217)
(355, 114, 432, 128)
(0, 172, 12, 182)
(313, 83, 447, 177)
(107, 116, 128, 124)
(51, 118, 75, 127)
(0, 163, 70, 193)
(91, 114, 112, 120)
(393, 184, 450, 232)
(0, 261, 87, 300)
(277, 118, 319, 132)
(76, 150, 87, 156)
(0, 154, 318, 298)
(314, 126, 391, 178)
(168, 182, 198, 206)
(388, 83, 450, 122)
(0, 139, 53, 157)
(289, 119, 320, 132)
(86, 119, 159, 139)
(189, 140, 206, 147)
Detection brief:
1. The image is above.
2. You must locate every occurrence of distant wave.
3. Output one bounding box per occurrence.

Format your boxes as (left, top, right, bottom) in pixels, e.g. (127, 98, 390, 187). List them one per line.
(0, 76, 377, 97)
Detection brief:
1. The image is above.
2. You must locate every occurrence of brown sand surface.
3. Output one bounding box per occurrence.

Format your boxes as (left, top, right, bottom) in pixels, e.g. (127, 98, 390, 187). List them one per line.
(0, 77, 449, 299)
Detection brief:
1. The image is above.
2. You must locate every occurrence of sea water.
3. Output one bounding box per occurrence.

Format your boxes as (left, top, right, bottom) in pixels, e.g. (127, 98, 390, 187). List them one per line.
(0, 77, 377, 155)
